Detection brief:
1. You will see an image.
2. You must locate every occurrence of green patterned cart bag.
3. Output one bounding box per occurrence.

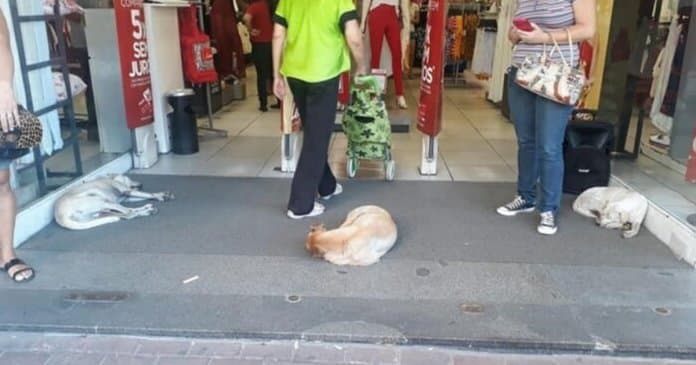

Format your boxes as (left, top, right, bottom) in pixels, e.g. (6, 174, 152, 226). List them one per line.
(341, 76, 391, 160)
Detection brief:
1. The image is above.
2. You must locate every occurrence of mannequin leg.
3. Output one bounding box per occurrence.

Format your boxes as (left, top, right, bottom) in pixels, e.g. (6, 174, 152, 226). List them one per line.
(383, 11, 404, 97)
(368, 8, 387, 69)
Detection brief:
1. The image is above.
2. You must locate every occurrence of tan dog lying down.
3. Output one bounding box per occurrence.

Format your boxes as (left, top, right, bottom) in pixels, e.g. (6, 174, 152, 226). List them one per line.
(305, 205, 397, 266)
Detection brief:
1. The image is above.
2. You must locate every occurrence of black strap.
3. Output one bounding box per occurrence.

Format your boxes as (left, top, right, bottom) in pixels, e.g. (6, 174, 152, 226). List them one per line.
(3, 258, 25, 272)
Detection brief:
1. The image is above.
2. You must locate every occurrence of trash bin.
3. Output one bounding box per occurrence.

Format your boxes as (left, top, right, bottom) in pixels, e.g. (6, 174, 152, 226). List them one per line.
(168, 88, 199, 155)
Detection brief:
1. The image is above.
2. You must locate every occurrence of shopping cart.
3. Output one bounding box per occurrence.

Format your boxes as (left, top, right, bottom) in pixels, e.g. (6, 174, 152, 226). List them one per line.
(341, 76, 395, 181)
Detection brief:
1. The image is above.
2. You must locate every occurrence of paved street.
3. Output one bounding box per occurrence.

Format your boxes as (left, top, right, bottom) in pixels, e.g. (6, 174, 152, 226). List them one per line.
(0, 332, 694, 365)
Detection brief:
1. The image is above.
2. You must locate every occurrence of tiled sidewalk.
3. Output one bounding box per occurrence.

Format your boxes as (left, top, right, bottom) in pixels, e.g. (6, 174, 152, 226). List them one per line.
(0, 332, 693, 365)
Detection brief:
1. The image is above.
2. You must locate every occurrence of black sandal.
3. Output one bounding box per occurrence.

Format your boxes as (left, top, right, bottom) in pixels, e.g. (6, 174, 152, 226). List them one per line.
(1, 258, 35, 283)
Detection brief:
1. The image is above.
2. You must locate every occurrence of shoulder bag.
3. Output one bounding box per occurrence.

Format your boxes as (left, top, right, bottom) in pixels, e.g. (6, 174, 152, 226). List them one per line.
(515, 29, 587, 106)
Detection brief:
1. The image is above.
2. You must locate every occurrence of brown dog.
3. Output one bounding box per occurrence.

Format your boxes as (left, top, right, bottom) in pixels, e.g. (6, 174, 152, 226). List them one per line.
(305, 205, 397, 266)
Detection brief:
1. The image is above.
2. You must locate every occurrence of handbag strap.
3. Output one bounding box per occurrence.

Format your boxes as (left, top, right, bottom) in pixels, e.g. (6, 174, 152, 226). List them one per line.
(566, 28, 575, 67)
(547, 31, 570, 68)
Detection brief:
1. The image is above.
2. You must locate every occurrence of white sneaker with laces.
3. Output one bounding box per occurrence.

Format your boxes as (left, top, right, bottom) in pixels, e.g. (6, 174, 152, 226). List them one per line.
(287, 202, 325, 220)
(320, 183, 343, 201)
(537, 211, 558, 235)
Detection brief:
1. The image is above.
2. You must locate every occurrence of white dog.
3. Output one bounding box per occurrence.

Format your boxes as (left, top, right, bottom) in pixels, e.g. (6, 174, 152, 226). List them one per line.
(54, 175, 173, 230)
(305, 205, 397, 266)
(573, 187, 648, 238)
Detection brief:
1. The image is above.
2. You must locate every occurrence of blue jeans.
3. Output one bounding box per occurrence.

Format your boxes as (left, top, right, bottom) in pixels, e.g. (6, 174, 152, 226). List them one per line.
(507, 67, 573, 215)
(0, 159, 10, 171)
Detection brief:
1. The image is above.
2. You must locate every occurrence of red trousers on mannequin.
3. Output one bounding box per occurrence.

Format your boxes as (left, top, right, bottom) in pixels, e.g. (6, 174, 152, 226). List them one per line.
(368, 4, 404, 96)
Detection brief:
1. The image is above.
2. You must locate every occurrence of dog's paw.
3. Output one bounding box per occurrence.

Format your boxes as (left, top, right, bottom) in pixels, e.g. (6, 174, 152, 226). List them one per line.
(148, 206, 160, 216)
(621, 228, 639, 239)
(155, 192, 175, 202)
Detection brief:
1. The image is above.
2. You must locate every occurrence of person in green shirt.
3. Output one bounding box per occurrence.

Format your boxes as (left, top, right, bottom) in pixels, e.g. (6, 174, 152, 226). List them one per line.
(273, 0, 367, 219)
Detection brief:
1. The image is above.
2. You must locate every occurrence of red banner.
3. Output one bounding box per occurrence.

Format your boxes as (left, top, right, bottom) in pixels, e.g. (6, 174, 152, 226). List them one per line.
(114, 0, 154, 129)
(686, 120, 696, 183)
(417, 0, 446, 137)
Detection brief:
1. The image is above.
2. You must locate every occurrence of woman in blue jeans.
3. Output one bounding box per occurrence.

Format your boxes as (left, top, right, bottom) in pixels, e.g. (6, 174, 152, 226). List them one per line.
(497, 0, 595, 235)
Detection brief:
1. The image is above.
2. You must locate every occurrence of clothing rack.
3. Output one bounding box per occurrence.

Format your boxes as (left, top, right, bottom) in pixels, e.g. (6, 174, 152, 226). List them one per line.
(444, 3, 480, 88)
(9, 0, 83, 195)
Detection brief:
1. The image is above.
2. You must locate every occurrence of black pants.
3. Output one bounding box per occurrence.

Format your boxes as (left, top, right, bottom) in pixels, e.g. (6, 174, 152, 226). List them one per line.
(251, 41, 273, 108)
(287, 76, 339, 215)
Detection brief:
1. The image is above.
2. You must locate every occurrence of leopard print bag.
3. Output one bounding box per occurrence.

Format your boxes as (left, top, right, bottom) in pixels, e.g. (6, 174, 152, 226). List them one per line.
(0, 105, 43, 159)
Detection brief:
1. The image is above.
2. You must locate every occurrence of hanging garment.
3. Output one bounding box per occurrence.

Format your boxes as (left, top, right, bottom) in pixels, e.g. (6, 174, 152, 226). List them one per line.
(6, 1, 63, 157)
(650, 17, 681, 134)
(470, 29, 496, 76)
(209, 0, 246, 79)
(413, 5, 427, 66)
(660, 9, 691, 118)
(448, 16, 465, 61)
(488, 0, 515, 103)
(462, 14, 479, 61)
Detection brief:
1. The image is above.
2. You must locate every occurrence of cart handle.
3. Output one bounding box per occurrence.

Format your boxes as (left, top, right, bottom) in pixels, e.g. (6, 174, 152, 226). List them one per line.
(352, 75, 381, 93)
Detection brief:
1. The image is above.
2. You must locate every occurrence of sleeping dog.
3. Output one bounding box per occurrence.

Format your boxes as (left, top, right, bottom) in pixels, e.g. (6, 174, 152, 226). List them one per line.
(305, 205, 397, 266)
(573, 187, 648, 238)
(55, 174, 173, 230)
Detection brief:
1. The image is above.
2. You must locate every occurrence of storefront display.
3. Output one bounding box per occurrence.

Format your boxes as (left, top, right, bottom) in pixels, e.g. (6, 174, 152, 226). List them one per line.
(361, 0, 411, 107)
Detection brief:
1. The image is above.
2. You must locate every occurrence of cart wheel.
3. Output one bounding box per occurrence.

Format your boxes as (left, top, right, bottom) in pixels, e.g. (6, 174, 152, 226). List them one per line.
(347, 158, 358, 178)
(385, 159, 395, 181)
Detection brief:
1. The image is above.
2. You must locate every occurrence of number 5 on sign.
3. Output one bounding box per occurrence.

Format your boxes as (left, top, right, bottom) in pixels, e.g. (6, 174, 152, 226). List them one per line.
(131, 9, 144, 39)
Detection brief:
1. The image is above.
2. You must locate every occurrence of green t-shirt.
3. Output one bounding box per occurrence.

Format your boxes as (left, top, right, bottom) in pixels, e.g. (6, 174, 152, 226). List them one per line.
(274, 0, 358, 83)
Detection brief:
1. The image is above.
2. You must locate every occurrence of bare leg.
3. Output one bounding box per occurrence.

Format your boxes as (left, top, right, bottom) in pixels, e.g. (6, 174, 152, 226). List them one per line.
(0, 169, 32, 282)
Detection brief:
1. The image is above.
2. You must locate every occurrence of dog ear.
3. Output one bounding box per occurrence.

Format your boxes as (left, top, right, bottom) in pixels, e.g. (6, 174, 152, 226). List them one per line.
(590, 209, 601, 218)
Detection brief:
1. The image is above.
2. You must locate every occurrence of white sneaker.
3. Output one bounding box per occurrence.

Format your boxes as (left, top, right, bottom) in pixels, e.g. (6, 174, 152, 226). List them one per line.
(320, 183, 343, 201)
(287, 202, 325, 220)
(537, 211, 558, 235)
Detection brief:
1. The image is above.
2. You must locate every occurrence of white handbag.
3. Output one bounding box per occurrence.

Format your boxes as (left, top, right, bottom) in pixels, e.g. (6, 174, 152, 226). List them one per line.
(515, 29, 587, 106)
